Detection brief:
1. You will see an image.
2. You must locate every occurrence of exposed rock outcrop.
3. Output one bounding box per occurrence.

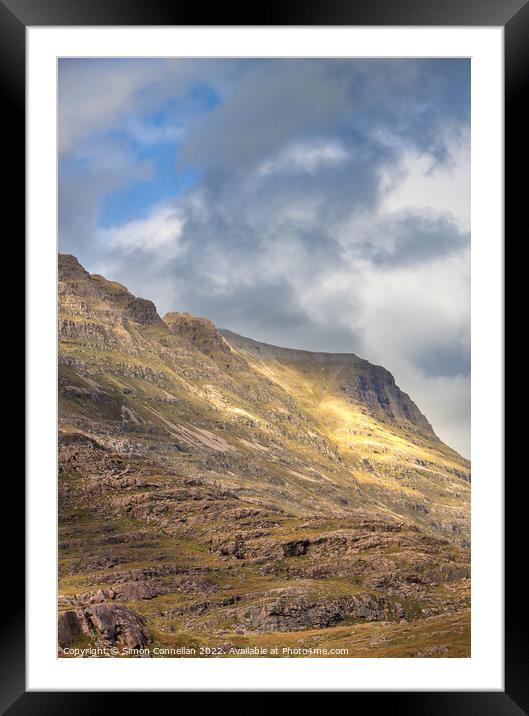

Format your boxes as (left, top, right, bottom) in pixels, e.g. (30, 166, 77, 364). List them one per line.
(126, 297, 163, 326)
(58, 605, 149, 650)
(226, 592, 397, 633)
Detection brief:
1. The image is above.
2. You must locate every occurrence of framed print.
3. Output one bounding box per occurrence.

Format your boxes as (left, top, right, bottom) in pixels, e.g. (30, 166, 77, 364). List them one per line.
(8, 0, 523, 709)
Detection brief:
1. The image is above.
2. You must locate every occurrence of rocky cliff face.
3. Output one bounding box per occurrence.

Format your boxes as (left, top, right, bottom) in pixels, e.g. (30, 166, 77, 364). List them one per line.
(57, 254, 471, 658)
(164, 312, 231, 354)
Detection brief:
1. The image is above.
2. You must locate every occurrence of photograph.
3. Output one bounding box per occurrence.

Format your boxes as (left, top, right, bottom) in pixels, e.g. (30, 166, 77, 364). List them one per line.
(56, 57, 471, 659)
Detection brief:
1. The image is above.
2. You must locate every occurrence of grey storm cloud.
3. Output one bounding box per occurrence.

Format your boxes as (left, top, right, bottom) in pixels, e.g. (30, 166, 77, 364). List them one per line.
(177, 59, 468, 179)
(362, 213, 469, 267)
(58, 58, 471, 456)
(414, 342, 471, 379)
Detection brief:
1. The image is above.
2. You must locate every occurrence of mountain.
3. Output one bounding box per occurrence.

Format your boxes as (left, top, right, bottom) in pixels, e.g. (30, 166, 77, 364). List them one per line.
(57, 254, 470, 658)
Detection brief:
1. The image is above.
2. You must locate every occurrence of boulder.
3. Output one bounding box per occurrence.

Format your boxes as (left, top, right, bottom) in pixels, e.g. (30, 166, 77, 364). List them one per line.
(111, 581, 158, 601)
(86, 604, 149, 649)
(58, 610, 91, 647)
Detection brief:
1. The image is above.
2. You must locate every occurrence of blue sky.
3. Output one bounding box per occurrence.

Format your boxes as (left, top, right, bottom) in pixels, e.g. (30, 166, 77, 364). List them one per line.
(58, 58, 470, 456)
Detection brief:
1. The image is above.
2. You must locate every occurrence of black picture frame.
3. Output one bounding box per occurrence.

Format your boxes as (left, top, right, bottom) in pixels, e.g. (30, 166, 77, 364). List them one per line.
(7, 0, 521, 710)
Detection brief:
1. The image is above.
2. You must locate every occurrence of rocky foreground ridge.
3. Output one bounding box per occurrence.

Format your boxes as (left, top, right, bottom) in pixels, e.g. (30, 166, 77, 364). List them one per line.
(58, 254, 470, 657)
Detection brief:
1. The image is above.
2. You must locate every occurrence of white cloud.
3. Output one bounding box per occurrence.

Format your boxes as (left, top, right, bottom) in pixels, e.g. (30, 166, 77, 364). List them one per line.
(100, 205, 186, 255)
(258, 141, 349, 176)
(352, 250, 470, 455)
(379, 131, 470, 233)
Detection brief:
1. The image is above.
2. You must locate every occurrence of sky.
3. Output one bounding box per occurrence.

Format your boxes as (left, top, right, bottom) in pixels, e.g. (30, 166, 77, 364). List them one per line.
(58, 58, 470, 457)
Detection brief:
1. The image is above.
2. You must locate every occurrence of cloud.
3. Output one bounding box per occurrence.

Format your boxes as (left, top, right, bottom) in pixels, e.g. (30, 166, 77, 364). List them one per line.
(58, 57, 242, 155)
(100, 205, 186, 255)
(58, 60, 157, 156)
(258, 140, 349, 176)
(58, 138, 155, 268)
(126, 120, 184, 145)
(357, 248, 469, 357)
(59, 58, 471, 456)
(379, 130, 470, 232)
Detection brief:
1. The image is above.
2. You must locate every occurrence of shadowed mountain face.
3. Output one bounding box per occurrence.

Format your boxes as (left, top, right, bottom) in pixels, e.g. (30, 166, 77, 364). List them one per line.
(58, 254, 470, 658)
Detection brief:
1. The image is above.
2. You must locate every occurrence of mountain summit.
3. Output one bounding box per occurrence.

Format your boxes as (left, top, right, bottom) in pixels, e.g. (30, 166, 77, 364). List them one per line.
(57, 254, 470, 657)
